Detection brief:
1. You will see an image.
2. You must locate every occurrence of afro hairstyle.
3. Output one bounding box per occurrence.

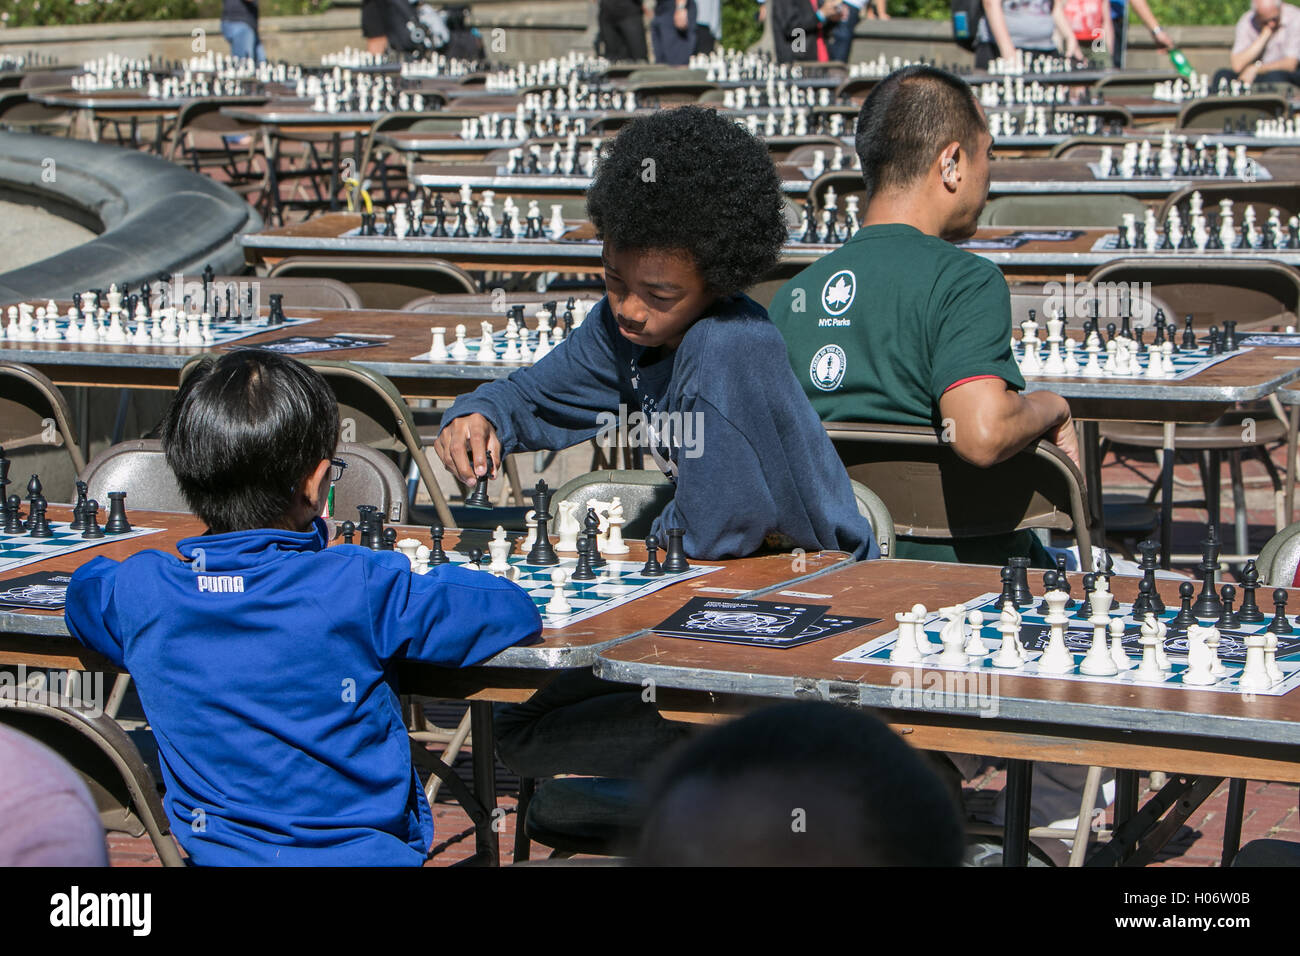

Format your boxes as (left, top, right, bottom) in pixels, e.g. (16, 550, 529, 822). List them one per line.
(585, 105, 789, 296)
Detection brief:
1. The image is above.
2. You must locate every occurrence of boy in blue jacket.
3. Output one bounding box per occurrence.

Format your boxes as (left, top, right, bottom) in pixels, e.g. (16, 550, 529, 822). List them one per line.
(434, 106, 877, 563)
(434, 106, 877, 785)
(65, 350, 542, 866)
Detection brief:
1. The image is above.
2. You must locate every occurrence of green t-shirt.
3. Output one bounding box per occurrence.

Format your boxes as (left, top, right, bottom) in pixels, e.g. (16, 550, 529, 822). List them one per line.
(769, 223, 1025, 426)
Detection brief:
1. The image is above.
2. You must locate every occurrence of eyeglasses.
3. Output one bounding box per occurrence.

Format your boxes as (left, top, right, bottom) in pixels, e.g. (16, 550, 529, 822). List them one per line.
(330, 458, 348, 483)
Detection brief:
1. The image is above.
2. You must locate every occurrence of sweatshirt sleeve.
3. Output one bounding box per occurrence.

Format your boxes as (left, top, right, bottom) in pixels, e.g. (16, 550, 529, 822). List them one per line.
(64, 557, 126, 670)
(773, 0, 822, 43)
(651, 395, 781, 560)
(439, 301, 628, 454)
(364, 554, 542, 666)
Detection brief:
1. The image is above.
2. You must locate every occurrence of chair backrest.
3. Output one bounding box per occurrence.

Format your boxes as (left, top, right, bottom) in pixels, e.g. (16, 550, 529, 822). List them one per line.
(0, 696, 183, 865)
(1158, 181, 1300, 225)
(1007, 282, 1176, 331)
(807, 169, 866, 214)
(1090, 71, 1180, 96)
(1257, 521, 1300, 586)
(1176, 94, 1287, 131)
(849, 479, 895, 558)
(209, 273, 363, 311)
(333, 440, 406, 523)
(979, 193, 1145, 227)
(826, 422, 1094, 570)
(1049, 135, 1126, 159)
(166, 96, 267, 160)
(79, 439, 190, 514)
(1085, 258, 1300, 330)
(0, 361, 85, 503)
(267, 256, 477, 309)
(399, 291, 556, 312)
(625, 80, 718, 105)
(550, 470, 675, 540)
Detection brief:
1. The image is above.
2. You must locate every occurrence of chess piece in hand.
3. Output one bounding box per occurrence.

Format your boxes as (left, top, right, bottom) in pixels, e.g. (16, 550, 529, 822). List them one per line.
(433, 413, 501, 486)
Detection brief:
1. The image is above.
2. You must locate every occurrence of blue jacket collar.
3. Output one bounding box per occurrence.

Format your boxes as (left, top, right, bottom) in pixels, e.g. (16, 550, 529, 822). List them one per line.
(176, 516, 329, 568)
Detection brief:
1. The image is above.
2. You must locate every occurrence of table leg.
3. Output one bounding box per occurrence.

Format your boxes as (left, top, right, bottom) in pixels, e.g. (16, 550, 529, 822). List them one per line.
(469, 700, 500, 866)
(1221, 778, 1247, 867)
(1002, 759, 1033, 866)
(1159, 422, 1175, 569)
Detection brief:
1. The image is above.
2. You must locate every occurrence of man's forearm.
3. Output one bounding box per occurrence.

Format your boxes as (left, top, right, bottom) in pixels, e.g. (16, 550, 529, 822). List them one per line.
(1260, 56, 1299, 73)
(1232, 32, 1272, 73)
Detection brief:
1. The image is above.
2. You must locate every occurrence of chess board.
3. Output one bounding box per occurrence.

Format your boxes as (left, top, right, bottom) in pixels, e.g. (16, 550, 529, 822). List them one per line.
(1018, 343, 1246, 381)
(835, 590, 1300, 696)
(421, 550, 721, 628)
(0, 522, 164, 576)
(1084, 162, 1271, 182)
(340, 224, 580, 241)
(411, 327, 552, 363)
(2, 314, 317, 349)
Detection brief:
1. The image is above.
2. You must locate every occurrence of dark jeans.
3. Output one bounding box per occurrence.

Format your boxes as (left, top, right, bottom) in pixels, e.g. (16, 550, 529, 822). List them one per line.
(829, 3, 860, 64)
(1212, 66, 1300, 88)
(494, 667, 693, 779)
(599, 6, 648, 61)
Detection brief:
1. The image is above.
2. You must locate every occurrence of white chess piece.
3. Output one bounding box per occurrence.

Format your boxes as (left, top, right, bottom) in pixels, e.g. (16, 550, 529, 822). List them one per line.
(1081, 608, 1119, 676)
(449, 324, 470, 359)
(911, 603, 934, 655)
(488, 527, 513, 575)
(991, 609, 1025, 668)
(1238, 633, 1272, 690)
(396, 537, 422, 568)
(937, 605, 970, 666)
(546, 568, 571, 614)
(1108, 617, 1131, 670)
(1183, 626, 1218, 685)
(963, 610, 987, 656)
(521, 509, 538, 551)
(1135, 617, 1164, 681)
(478, 321, 496, 360)
(1151, 615, 1171, 671)
(602, 498, 629, 555)
(1204, 626, 1227, 678)
(1265, 632, 1284, 684)
(555, 500, 581, 552)
(890, 610, 923, 664)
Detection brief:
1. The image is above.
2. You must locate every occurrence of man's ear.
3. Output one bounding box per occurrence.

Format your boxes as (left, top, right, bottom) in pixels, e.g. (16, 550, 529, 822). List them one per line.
(939, 141, 961, 189)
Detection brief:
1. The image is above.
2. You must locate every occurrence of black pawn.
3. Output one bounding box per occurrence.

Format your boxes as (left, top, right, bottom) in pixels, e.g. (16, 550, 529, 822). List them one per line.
(1055, 555, 1073, 609)
(526, 481, 558, 566)
(663, 528, 690, 573)
(466, 547, 483, 568)
(995, 565, 1017, 611)
(28, 497, 52, 538)
(268, 293, 285, 326)
(1039, 570, 1058, 612)
(3, 495, 21, 535)
(1080, 572, 1096, 618)
(1133, 576, 1154, 618)
(1172, 581, 1197, 628)
(429, 525, 449, 565)
(1269, 588, 1294, 635)
(1217, 584, 1240, 630)
(105, 491, 131, 534)
(340, 520, 355, 545)
(464, 453, 493, 509)
(641, 534, 664, 576)
(381, 527, 397, 551)
(1239, 560, 1265, 623)
(81, 499, 104, 539)
(571, 537, 597, 580)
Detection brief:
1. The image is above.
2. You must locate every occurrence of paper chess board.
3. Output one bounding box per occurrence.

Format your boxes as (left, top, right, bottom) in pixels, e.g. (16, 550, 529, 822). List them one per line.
(422, 549, 721, 629)
(835, 591, 1300, 696)
(1018, 343, 1245, 381)
(2, 314, 316, 348)
(0, 522, 164, 576)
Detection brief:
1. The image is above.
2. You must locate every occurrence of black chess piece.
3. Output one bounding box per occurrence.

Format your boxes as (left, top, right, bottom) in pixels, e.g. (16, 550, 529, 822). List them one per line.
(2, 495, 21, 535)
(995, 565, 1017, 611)
(340, 520, 355, 545)
(1269, 588, 1294, 635)
(526, 480, 559, 566)
(105, 491, 131, 534)
(268, 293, 285, 326)
(1193, 525, 1223, 619)
(1080, 572, 1096, 618)
(1136, 539, 1164, 613)
(1172, 580, 1197, 628)
(466, 547, 483, 568)
(25, 474, 41, 522)
(1182, 315, 1197, 351)
(1239, 560, 1265, 623)
(641, 534, 664, 576)
(68, 482, 87, 532)
(1133, 576, 1154, 617)
(663, 528, 690, 573)
(583, 508, 605, 568)
(1217, 584, 1241, 630)
(381, 527, 397, 551)
(1223, 320, 1239, 352)
(81, 499, 104, 539)
(429, 524, 449, 565)
(1054, 555, 1074, 609)
(453, 203, 470, 238)
(1099, 550, 1116, 592)
(1038, 569, 1058, 612)
(571, 537, 596, 580)
(464, 454, 493, 509)
(1008, 555, 1033, 607)
(28, 497, 51, 538)
(0, 448, 12, 512)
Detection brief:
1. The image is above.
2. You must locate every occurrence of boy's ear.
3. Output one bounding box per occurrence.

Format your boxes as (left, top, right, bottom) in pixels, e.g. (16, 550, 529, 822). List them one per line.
(302, 458, 332, 508)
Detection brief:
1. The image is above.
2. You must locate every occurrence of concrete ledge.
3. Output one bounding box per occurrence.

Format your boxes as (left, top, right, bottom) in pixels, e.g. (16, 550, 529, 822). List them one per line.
(0, 131, 260, 300)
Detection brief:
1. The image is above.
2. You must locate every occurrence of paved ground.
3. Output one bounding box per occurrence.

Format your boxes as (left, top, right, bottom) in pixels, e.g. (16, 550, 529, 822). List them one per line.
(0, 199, 96, 271)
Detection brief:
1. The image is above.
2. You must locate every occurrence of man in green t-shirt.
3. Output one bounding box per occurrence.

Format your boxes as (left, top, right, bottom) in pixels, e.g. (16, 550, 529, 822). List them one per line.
(770, 64, 1078, 566)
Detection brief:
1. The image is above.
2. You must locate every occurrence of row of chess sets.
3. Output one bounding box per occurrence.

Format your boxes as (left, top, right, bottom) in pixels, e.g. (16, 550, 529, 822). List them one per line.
(720, 83, 837, 111)
(737, 108, 852, 141)
(1098, 138, 1256, 180)
(505, 139, 600, 177)
(889, 542, 1292, 690)
(459, 109, 593, 142)
(416, 299, 594, 364)
(75, 52, 306, 87)
(986, 106, 1122, 138)
(70, 65, 263, 99)
(982, 50, 1090, 76)
(2, 276, 288, 346)
(358, 188, 570, 242)
(482, 53, 610, 92)
(0, 473, 134, 542)
(1117, 199, 1300, 253)
(1252, 115, 1300, 139)
(974, 76, 1099, 107)
(791, 189, 862, 246)
(303, 73, 432, 114)
(1014, 307, 1242, 378)
(695, 50, 841, 82)
(1151, 72, 1246, 102)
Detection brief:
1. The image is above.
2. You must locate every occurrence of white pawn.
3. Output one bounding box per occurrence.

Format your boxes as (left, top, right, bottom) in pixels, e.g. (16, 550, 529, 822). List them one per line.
(602, 498, 629, 555)
(1265, 632, 1284, 684)
(546, 568, 571, 615)
(532, 328, 552, 362)
(1109, 617, 1131, 670)
(413, 544, 430, 575)
(449, 324, 470, 359)
(502, 326, 521, 362)
(1063, 338, 1080, 374)
(963, 610, 987, 656)
(911, 603, 934, 655)
(521, 509, 538, 551)
(1205, 626, 1227, 678)
(549, 203, 565, 238)
(1151, 615, 1171, 671)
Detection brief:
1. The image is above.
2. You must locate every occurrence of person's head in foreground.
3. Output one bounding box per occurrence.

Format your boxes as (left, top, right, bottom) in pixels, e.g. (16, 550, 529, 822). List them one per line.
(162, 349, 339, 534)
(634, 701, 965, 866)
(854, 65, 993, 242)
(585, 104, 790, 349)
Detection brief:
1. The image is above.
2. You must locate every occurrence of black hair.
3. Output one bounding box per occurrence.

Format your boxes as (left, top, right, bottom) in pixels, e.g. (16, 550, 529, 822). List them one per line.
(854, 65, 986, 200)
(162, 350, 339, 534)
(585, 105, 789, 296)
(633, 701, 965, 866)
